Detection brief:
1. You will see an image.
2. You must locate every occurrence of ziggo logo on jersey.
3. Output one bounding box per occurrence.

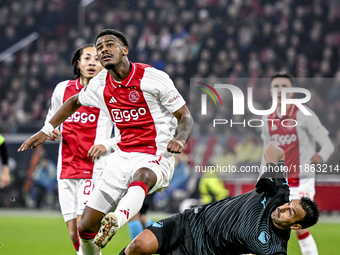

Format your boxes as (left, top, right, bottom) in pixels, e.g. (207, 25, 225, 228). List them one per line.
(111, 108, 147, 122)
(271, 133, 297, 146)
(65, 111, 97, 123)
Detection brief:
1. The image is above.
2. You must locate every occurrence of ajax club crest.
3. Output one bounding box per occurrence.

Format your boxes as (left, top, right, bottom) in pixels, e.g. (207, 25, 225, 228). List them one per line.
(129, 90, 140, 103)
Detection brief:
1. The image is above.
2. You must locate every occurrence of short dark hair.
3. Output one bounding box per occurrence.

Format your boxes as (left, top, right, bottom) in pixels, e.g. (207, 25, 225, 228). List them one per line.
(95, 29, 129, 47)
(270, 71, 295, 86)
(71, 44, 95, 78)
(296, 197, 320, 229)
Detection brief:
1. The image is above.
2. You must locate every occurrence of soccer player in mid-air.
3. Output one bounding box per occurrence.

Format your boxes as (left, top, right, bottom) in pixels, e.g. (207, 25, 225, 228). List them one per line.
(18, 29, 194, 255)
(44, 44, 112, 255)
(261, 71, 334, 255)
(120, 142, 319, 255)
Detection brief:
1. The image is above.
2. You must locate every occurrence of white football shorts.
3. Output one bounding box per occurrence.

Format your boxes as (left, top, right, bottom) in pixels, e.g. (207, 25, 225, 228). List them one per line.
(58, 178, 95, 222)
(87, 149, 175, 214)
(289, 178, 315, 200)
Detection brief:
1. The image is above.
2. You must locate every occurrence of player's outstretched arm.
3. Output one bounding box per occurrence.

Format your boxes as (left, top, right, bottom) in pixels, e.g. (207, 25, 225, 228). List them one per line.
(167, 105, 194, 154)
(18, 95, 82, 152)
(256, 142, 285, 194)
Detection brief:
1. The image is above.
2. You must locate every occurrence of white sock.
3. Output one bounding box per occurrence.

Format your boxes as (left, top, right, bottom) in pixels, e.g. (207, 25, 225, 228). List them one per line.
(77, 247, 99, 255)
(79, 238, 101, 255)
(298, 233, 318, 255)
(114, 184, 146, 228)
(77, 248, 83, 255)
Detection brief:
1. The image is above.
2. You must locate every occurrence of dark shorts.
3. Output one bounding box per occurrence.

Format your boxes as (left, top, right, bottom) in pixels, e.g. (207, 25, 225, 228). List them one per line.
(140, 194, 152, 215)
(146, 212, 195, 255)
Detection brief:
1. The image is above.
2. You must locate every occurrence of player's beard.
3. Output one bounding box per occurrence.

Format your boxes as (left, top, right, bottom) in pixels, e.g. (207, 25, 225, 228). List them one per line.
(104, 62, 116, 70)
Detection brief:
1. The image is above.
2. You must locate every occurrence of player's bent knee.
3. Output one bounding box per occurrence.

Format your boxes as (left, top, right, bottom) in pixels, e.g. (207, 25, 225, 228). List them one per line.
(132, 168, 157, 190)
(77, 220, 87, 233)
(78, 207, 105, 233)
(78, 218, 98, 233)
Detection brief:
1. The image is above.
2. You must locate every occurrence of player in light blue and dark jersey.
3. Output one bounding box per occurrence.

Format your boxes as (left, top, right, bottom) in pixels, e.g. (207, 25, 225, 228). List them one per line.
(119, 142, 319, 255)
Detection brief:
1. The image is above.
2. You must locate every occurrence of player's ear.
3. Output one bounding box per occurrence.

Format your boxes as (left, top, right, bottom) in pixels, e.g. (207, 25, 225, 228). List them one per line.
(122, 46, 128, 56)
(290, 224, 302, 230)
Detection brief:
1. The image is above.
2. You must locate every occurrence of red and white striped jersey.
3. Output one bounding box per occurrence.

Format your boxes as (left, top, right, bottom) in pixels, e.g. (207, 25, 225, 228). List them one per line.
(78, 62, 186, 155)
(45, 78, 113, 179)
(261, 105, 334, 186)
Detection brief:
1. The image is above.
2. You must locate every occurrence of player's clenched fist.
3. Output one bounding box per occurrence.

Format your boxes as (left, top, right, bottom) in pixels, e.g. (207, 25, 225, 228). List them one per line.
(167, 140, 185, 154)
(17, 131, 47, 151)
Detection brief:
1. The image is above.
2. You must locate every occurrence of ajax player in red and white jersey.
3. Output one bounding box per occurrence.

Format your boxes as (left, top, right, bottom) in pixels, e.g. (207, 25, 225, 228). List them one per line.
(18, 29, 194, 255)
(261, 71, 334, 255)
(45, 45, 113, 255)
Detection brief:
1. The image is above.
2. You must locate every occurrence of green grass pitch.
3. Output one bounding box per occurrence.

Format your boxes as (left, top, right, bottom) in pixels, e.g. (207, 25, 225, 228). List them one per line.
(0, 210, 339, 254)
(0, 211, 130, 255)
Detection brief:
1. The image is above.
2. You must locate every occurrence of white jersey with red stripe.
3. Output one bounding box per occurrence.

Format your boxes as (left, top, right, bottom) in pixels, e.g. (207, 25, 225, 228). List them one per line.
(45, 78, 113, 180)
(78, 62, 186, 156)
(261, 105, 334, 187)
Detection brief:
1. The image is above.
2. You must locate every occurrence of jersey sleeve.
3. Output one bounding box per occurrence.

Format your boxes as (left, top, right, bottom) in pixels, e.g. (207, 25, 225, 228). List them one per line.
(100, 136, 119, 152)
(148, 68, 186, 113)
(275, 161, 289, 187)
(256, 161, 289, 194)
(44, 80, 69, 125)
(78, 81, 100, 108)
(78, 69, 107, 108)
(299, 108, 334, 162)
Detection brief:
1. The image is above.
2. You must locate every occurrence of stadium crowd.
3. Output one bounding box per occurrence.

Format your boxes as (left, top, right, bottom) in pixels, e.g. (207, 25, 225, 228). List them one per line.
(1, 0, 340, 207)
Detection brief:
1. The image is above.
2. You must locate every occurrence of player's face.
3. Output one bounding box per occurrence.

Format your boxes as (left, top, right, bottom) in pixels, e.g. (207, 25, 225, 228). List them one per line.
(270, 77, 294, 105)
(78, 47, 102, 79)
(95, 34, 128, 69)
(271, 199, 306, 230)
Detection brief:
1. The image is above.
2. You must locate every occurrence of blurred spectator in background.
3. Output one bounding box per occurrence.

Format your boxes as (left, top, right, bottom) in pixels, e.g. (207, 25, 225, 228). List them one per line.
(30, 157, 57, 208)
(199, 171, 229, 204)
(234, 133, 262, 165)
(1, 0, 340, 136)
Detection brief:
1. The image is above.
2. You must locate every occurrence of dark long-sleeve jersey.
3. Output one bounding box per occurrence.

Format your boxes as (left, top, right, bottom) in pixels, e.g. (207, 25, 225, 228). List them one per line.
(186, 163, 290, 255)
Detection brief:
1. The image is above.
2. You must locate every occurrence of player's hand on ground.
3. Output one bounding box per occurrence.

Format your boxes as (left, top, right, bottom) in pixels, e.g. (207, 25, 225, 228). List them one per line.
(47, 129, 61, 141)
(17, 131, 47, 151)
(88, 144, 107, 161)
(167, 140, 185, 154)
(311, 153, 323, 164)
(264, 141, 285, 164)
